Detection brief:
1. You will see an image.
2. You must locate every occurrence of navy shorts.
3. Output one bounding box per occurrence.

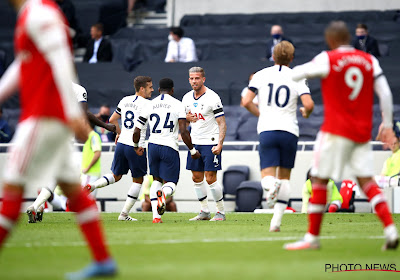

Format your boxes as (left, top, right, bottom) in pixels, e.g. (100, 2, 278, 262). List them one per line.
(111, 143, 147, 178)
(186, 144, 222, 172)
(259, 131, 298, 170)
(148, 143, 180, 183)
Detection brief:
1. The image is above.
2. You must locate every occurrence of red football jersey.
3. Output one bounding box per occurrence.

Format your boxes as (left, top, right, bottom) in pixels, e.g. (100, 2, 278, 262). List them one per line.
(321, 49, 375, 142)
(14, 0, 73, 123)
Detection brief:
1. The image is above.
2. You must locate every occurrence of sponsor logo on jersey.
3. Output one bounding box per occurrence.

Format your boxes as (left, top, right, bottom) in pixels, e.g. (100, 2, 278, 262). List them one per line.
(194, 102, 198, 107)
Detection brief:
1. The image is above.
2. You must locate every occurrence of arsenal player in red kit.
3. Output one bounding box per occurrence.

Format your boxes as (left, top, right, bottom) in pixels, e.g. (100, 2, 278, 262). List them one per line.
(0, 0, 116, 278)
(284, 21, 398, 251)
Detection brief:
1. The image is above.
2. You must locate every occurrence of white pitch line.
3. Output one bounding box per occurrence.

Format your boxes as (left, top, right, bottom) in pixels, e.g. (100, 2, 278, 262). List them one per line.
(4, 235, 385, 248)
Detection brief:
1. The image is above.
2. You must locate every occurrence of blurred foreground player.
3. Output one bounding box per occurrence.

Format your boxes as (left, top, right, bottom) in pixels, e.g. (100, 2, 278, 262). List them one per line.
(284, 21, 398, 251)
(0, 0, 116, 278)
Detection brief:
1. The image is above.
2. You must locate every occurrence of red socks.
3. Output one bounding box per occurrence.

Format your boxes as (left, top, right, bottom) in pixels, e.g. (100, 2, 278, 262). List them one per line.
(68, 189, 110, 262)
(307, 184, 327, 236)
(0, 188, 23, 248)
(363, 181, 393, 227)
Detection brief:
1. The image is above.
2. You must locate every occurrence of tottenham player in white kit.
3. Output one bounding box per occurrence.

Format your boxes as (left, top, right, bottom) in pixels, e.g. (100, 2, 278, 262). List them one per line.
(243, 41, 314, 232)
(182, 67, 227, 221)
(134, 78, 200, 223)
(85, 76, 153, 221)
(26, 82, 114, 222)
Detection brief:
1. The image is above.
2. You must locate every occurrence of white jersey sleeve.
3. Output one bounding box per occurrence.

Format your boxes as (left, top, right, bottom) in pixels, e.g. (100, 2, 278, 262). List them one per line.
(27, 4, 81, 120)
(292, 51, 330, 82)
(72, 82, 88, 103)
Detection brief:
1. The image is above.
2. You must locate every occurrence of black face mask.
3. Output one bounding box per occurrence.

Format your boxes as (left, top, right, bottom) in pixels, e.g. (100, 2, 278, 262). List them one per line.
(100, 114, 109, 122)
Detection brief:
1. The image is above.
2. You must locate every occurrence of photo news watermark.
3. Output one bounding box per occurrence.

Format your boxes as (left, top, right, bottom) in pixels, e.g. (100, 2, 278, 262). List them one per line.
(325, 264, 399, 272)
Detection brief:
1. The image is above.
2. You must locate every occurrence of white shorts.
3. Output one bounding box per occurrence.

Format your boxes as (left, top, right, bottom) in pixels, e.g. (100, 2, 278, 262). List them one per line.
(310, 131, 374, 181)
(4, 118, 80, 187)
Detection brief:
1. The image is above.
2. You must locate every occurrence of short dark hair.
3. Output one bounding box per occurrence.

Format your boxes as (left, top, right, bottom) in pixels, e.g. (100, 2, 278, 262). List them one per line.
(356, 23, 368, 31)
(92, 23, 104, 33)
(170, 27, 184, 38)
(134, 76, 152, 92)
(159, 78, 174, 91)
(325, 21, 351, 45)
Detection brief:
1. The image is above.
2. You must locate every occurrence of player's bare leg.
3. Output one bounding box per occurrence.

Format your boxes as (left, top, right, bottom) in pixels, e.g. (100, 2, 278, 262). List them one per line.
(189, 171, 211, 221)
(60, 181, 117, 279)
(118, 177, 143, 221)
(358, 177, 398, 250)
(206, 171, 226, 221)
(0, 184, 24, 248)
(284, 177, 327, 250)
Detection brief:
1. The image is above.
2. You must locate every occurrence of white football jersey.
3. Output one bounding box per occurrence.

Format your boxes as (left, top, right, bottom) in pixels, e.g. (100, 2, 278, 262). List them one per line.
(115, 95, 149, 147)
(72, 82, 88, 103)
(182, 87, 224, 145)
(136, 94, 186, 151)
(249, 65, 310, 137)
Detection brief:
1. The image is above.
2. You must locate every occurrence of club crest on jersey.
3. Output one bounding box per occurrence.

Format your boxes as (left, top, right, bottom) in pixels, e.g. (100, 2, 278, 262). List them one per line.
(193, 102, 198, 107)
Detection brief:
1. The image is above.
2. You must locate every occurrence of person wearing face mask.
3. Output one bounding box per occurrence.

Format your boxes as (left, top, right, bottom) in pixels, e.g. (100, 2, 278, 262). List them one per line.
(94, 105, 116, 143)
(352, 23, 380, 57)
(266, 25, 293, 61)
(165, 27, 198, 63)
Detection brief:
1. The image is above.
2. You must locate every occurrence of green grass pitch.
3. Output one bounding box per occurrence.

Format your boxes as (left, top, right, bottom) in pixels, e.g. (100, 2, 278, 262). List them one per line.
(0, 213, 399, 280)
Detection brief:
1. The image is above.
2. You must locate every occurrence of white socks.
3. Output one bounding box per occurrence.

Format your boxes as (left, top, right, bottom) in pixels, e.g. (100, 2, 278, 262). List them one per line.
(209, 181, 225, 214)
(92, 174, 116, 189)
(270, 179, 290, 228)
(150, 180, 162, 219)
(121, 183, 142, 215)
(162, 182, 176, 198)
(194, 180, 209, 212)
(32, 188, 52, 211)
(50, 193, 68, 210)
(261, 176, 276, 192)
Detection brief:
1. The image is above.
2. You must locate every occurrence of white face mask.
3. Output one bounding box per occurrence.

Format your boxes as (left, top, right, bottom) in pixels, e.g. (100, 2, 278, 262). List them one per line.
(168, 34, 173, 41)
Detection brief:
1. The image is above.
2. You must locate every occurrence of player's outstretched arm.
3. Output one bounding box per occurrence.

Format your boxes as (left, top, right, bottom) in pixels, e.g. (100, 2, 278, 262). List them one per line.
(212, 115, 226, 155)
(80, 102, 116, 133)
(0, 59, 20, 104)
(179, 119, 200, 159)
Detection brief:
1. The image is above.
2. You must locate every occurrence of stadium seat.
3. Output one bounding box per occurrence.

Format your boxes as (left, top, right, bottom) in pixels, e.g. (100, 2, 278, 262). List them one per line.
(378, 43, 389, 57)
(222, 165, 250, 199)
(235, 181, 263, 212)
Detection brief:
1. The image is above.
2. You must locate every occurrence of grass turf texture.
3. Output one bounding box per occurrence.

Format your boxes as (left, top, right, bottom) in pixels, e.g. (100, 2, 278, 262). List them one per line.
(0, 213, 399, 280)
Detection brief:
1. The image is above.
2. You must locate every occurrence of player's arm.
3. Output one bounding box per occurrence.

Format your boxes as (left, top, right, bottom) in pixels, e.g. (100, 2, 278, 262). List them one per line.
(179, 119, 200, 159)
(212, 115, 226, 155)
(299, 93, 314, 118)
(109, 111, 122, 135)
(81, 102, 116, 133)
(373, 56, 395, 148)
(292, 52, 329, 82)
(0, 59, 20, 104)
(133, 113, 148, 156)
(242, 88, 260, 117)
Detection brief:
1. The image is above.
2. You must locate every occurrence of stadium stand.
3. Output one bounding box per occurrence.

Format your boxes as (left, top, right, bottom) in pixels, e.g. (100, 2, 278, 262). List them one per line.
(235, 181, 263, 212)
(222, 165, 250, 199)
